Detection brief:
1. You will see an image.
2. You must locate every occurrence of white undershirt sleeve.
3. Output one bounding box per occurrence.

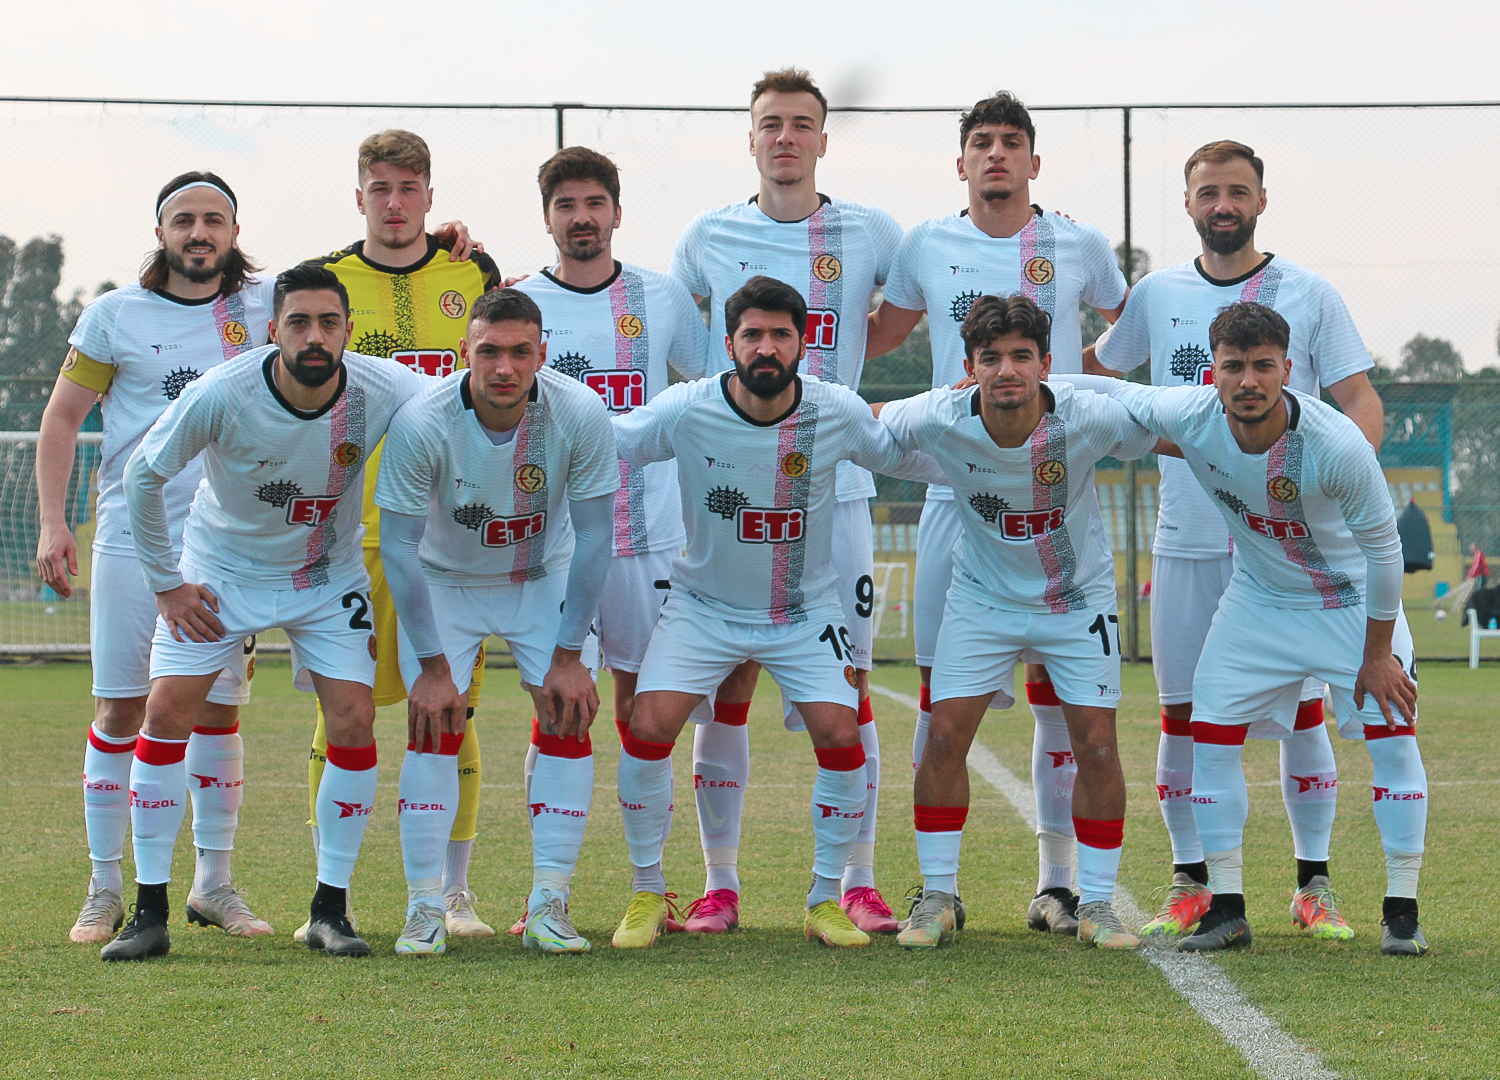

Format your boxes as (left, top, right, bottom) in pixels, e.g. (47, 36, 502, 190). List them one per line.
(122, 447, 182, 593)
(558, 493, 614, 651)
(1353, 516, 1404, 622)
(378, 509, 443, 658)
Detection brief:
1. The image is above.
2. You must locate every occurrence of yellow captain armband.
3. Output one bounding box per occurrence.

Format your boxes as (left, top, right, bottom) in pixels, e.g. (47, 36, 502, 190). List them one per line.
(60, 347, 115, 393)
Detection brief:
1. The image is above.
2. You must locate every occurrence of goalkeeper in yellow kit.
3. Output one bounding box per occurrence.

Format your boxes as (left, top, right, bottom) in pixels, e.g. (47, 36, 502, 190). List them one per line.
(296, 129, 501, 939)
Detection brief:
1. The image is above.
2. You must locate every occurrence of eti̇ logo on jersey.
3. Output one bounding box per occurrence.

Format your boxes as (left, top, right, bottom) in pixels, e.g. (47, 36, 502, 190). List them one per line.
(736, 506, 805, 544)
(1033, 459, 1066, 486)
(439, 290, 467, 319)
(584, 369, 646, 412)
(812, 254, 842, 282)
(482, 512, 546, 548)
(805, 309, 838, 350)
(220, 321, 248, 346)
(781, 451, 809, 478)
(514, 464, 547, 494)
(333, 442, 361, 467)
(616, 314, 644, 339)
(1267, 476, 1300, 503)
(999, 506, 1065, 542)
(392, 349, 458, 377)
(1023, 257, 1055, 285)
(1214, 487, 1310, 540)
(287, 496, 340, 528)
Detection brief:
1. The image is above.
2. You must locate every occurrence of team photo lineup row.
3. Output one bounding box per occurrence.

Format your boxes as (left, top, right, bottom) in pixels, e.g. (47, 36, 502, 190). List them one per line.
(35, 68, 1428, 964)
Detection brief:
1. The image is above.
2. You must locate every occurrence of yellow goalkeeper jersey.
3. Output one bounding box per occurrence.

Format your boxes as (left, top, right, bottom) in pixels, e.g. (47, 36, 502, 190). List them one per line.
(303, 236, 500, 547)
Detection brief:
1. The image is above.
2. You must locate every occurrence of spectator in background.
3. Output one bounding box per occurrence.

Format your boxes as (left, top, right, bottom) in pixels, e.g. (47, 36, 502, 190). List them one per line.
(1468, 543, 1489, 590)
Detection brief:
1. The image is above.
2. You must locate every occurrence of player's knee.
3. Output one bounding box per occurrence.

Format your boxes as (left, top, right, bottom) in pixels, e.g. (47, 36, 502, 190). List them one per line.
(194, 701, 239, 731)
(93, 695, 146, 737)
(321, 696, 376, 746)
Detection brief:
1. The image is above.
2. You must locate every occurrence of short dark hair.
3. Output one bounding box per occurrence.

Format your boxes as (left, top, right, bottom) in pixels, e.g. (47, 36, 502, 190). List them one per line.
(469, 288, 544, 333)
(960, 91, 1036, 152)
(750, 67, 828, 125)
(359, 129, 432, 182)
(1208, 301, 1290, 355)
(961, 294, 1052, 359)
(538, 146, 621, 210)
(724, 276, 807, 339)
(1184, 140, 1264, 187)
(274, 263, 349, 318)
(142, 170, 261, 294)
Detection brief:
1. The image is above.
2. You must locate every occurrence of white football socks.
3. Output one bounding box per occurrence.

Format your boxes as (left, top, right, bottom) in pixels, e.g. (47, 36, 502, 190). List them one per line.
(399, 737, 461, 911)
(528, 727, 594, 910)
(1279, 716, 1338, 862)
(693, 703, 749, 894)
(1155, 714, 1202, 864)
(83, 723, 134, 891)
(129, 735, 189, 886)
(841, 698, 880, 894)
(1073, 817, 1125, 906)
(1189, 729, 1250, 891)
(912, 683, 932, 769)
(809, 745, 868, 901)
(314, 742, 378, 890)
(914, 805, 966, 895)
(1027, 683, 1076, 894)
(1367, 730, 1428, 897)
(617, 725, 675, 891)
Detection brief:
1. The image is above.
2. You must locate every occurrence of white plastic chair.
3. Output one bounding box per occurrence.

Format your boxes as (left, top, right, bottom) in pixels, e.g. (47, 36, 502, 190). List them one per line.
(1467, 608, 1500, 669)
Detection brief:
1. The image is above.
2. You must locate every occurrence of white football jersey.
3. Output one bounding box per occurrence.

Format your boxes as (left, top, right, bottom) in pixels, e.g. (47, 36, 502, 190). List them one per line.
(670, 195, 903, 502)
(67, 279, 276, 554)
(374, 367, 619, 585)
(613, 373, 905, 625)
(1096, 255, 1374, 559)
(882, 208, 1128, 500)
(512, 262, 708, 557)
(1106, 383, 1397, 615)
(134, 345, 425, 589)
(881, 382, 1155, 614)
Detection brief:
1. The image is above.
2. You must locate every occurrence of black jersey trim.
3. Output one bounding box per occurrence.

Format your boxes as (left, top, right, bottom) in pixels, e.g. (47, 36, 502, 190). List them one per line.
(959, 203, 1043, 222)
(719, 370, 803, 427)
(344, 235, 443, 276)
(1285, 390, 1301, 431)
(1193, 252, 1275, 288)
(539, 261, 622, 295)
(748, 192, 832, 224)
(969, 381, 1055, 415)
(261, 351, 347, 421)
(151, 288, 224, 307)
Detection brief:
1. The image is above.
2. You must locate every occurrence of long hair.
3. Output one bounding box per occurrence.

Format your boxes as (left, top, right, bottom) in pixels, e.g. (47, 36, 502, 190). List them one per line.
(140, 170, 262, 294)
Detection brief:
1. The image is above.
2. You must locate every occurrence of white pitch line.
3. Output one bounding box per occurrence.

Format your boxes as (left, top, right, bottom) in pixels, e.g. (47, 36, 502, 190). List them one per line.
(869, 683, 1339, 1080)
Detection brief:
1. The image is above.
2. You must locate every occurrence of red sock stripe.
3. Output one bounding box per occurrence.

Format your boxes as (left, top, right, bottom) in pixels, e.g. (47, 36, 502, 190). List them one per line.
(1073, 816, 1124, 850)
(1161, 712, 1193, 738)
(1294, 698, 1325, 731)
(619, 724, 674, 761)
(134, 735, 187, 766)
(914, 804, 969, 832)
(191, 722, 240, 736)
(531, 718, 592, 759)
(814, 743, 866, 771)
(713, 700, 750, 727)
(857, 697, 874, 726)
(88, 727, 136, 753)
(407, 733, 465, 755)
(919, 684, 932, 712)
(1364, 724, 1417, 741)
(1190, 721, 1249, 746)
(326, 741, 378, 771)
(1025, 681, 1062, 707)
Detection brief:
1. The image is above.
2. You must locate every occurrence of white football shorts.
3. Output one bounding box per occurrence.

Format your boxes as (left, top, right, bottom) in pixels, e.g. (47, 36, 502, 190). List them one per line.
(1151, 554, 1323, 708)
(636, 596, 859, 715)
(929, 590, 1123, 710)
(1191, 586, 1416, 740)
(396, 571, 568, 693)
(832, 498, 875, 672)
(92, 549, 253, 705)
(596, 548, 675, 674)
(150, 559, 374, 694)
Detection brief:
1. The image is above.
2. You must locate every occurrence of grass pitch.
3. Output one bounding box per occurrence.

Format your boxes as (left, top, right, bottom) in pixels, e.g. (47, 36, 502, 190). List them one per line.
(1, 659, 1496, 1079)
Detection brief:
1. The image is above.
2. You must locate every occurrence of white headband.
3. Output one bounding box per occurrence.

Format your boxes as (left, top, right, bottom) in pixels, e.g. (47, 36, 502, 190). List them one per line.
(157, 180, 237, 220)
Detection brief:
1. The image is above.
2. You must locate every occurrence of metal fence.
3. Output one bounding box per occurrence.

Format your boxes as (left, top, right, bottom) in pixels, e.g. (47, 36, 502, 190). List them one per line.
(2, 96, 1498, 661)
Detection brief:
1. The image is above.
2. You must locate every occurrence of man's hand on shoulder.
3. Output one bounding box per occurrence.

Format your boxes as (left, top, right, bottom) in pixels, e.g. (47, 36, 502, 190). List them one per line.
(432, 221, 481, 262)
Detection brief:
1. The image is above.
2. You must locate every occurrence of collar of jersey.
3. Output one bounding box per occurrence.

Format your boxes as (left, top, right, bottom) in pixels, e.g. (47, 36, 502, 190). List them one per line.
(261, 351, 347, 421)
(458, 369, 539, 413)
(747, 192, 831, 224)
(957, 204, 1043, 228)
(719, 370, 802, 426)
(968, 381, 1055, 417)
(151, 287, 224, 307)
(348, 234, 442, 275)
(1193, 251, 1275, 288)
(539, 261, 622, 295)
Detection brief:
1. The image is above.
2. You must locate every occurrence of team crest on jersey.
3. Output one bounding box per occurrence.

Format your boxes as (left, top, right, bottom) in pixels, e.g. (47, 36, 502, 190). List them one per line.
(706, 486, 751, 520)
(781, 451, 809, 478)
(584, 369, 646, 412)
(1213, 488, 1310, 540)
(1023, 257, 1055, 285)
(950, 290, 981, 323)
(161, 366, 202, 401)
(616, 314, 644, 339)
(439, 290, 467, 319)
(735, 506, 805, 544)
(968, 492, 1012, 523)
(514, 464, 547, 494)
(813, 254, 842, 283)
(392, 349, 458, 377)
(843, 665, 857, 688)
(367, 635, 378, 660)
(1170, 343, 1214, 385)
(333, 441, 361, 467)
(1267, 476, 1299, 503)
(805, 309, 838, 350)
(1034, 460, 1066, 486)
(220, 321, 248, 346)
(550, 351, 592, 379)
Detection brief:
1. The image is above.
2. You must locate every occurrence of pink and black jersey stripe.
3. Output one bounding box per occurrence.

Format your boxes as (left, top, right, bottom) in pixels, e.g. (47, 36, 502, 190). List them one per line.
(212, 291, 252, 363)
(1239, 260, 1285, 307)
(1264, 418, 1360, 609)
(1030, 411, 1087, 613)
(804, 203, 844, 384)
(292, 386, 366, 590)
(610, 270, 652, 557)
(769, 401, 819, 624)
(508, 401, 550, 585)
(1018, 212, 1058, 316)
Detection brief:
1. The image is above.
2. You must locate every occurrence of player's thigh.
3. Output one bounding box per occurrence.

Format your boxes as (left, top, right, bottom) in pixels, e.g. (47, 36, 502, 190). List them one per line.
(831, 499, 875, 672)
(914, 498, 962, 666)
(280, 576, 379, 693)
(928, 591, 1028, 710)
(89, 549, 156, 700)
(395, 583, 493, 697)
(365, 544, 406, 707)
(1149, 554, 1233, 706)
(635, 599, 749, 702)
(1322, 604, 1418, 739)
(752, 617, 860, 715)
(1027, 607, 1125, 710)
(148, 565, 270, 688)
(1190, 590, 1308, 737)
(597, 550, 673, 675)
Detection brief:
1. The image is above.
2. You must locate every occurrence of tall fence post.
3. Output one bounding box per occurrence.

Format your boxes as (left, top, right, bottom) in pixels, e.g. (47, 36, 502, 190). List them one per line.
(1121, 107, 1140, 664)
(554, 104, 567, 151)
